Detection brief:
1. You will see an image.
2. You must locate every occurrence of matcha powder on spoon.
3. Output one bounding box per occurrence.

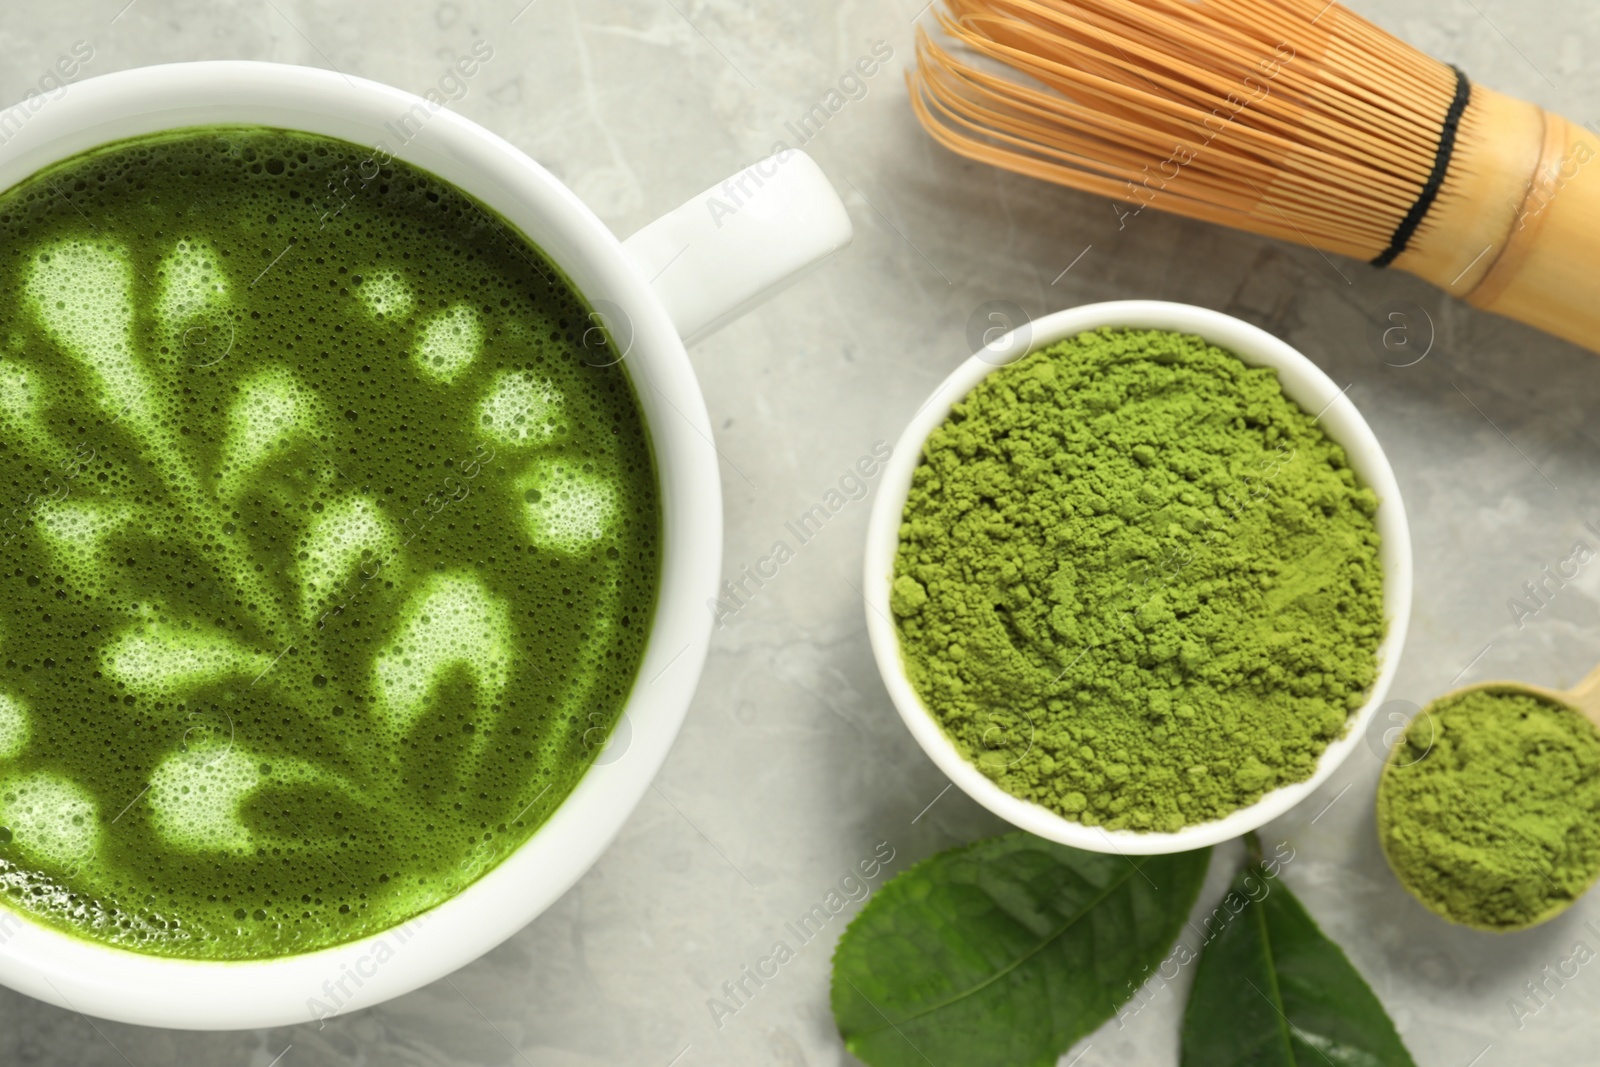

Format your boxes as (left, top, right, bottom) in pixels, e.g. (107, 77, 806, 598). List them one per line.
(891, 327, 1386, 832)
(1377, 688, 1600, 930)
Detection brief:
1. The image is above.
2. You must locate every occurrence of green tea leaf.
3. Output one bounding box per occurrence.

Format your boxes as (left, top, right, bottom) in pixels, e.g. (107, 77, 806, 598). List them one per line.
(1181, 864, 1416, 1067)
(830, 832, 1211, 1067)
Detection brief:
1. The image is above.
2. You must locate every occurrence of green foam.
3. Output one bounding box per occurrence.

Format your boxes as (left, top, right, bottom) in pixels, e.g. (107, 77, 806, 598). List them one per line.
(156, 238, 229, 331)
(219, 366, 323, 497)
(0, 127, 660, 960)
(35, 500, 136, 592)
(358, 269, 413, 319)
(374, 573, 513, 735)
(479, 371, 564, 447)
(101, 617, 275, 695)
(147, 744, 336, 854)
(296, 495, 398, 622)
(516, 459, 623, 553)
(0, 695, 27, 761)
(0, 772, 98, 869)
(0, 363, 39, 426)
(413, 305, 482, 382)
(25, 241, 147, 423)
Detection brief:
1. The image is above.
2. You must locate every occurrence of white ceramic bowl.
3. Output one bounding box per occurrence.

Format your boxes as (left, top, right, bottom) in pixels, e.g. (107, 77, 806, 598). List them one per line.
(0, 61, 851, 1028)
(864, 301, 1412, 855)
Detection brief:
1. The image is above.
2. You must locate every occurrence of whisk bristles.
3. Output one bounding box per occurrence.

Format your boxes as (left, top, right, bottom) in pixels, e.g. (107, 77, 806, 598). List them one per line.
(910, 0, 1468, 262)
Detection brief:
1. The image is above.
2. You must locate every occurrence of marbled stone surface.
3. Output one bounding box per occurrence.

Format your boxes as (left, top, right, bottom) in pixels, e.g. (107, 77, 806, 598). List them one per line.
(4, 1, 1600, 1064)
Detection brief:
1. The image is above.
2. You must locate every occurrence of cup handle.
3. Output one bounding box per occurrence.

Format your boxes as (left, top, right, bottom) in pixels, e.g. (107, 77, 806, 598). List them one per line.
(621, 150, 853, 347)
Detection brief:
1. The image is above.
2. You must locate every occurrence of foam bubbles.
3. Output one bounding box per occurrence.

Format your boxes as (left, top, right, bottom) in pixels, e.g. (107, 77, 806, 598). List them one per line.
(35, 499, 132, 548)
(515, 460, 621, 552)
(374, 573, 511, 735)
(0, 362, 38, 429)
(359, 270, 414, 319)
(478, 371, 563, 447)
(36, 499, 135, 592)
(413, 305, 481, 382)
(147, 744, 259, 852)
(25, 240, 147, 422)
(102, 617, 273, 697)
(147, 744, 339, 853)
(0, 771, 98, 868)
(219, 366, 322, 496)
(156, 238, 229, 329)
(0, 693, 27, 760)
(298, 495, 398, 622)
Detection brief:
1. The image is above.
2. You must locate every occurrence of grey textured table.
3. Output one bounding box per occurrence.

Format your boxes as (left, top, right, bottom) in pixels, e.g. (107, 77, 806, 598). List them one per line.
(3, 1, 1599, 1064)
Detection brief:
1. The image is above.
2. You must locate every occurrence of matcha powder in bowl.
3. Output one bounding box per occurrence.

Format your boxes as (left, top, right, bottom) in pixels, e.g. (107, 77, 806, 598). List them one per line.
(887, 323, 1388, 836)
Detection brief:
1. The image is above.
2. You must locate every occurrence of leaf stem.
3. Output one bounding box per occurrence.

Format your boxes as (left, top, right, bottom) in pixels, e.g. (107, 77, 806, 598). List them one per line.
(1244, 830, 1263, 866)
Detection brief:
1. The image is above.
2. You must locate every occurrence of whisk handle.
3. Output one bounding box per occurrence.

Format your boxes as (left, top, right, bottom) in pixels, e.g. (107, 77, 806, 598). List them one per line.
(1462, 110, 1600, 352)
(1401, 87, 1600, 354)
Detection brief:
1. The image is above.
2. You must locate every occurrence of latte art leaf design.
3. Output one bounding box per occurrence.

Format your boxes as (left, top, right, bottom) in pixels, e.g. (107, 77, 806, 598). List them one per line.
(0, 235, 624, 872)
(0, 128, 656, 960)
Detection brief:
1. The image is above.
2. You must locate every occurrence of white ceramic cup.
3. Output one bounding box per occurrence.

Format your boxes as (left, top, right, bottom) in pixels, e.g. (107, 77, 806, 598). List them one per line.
(864, 301, 1412, 856)
(0, 61, 852, 1029)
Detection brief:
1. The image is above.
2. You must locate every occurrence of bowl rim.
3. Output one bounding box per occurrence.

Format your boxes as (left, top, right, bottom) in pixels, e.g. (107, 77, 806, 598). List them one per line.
(863, 300, 1413, 855)
(0, 60, 720, 1028)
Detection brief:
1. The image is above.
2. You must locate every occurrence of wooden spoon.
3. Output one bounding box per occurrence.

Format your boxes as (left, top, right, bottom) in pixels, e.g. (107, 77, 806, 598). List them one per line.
(1376, 668, 1600, 932)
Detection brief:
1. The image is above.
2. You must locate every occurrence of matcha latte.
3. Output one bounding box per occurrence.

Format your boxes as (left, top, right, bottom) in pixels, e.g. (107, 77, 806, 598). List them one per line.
(0, 128, 659, 959)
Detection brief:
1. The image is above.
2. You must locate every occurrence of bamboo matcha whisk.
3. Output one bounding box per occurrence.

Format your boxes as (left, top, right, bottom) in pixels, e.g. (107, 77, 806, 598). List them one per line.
(911, 0, 1600, 352)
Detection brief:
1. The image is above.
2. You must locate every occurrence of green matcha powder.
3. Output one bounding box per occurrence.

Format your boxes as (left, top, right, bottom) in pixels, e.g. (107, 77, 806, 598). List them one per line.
(891, 328, 1386, 832)
(1378, 688, 1600, 930)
